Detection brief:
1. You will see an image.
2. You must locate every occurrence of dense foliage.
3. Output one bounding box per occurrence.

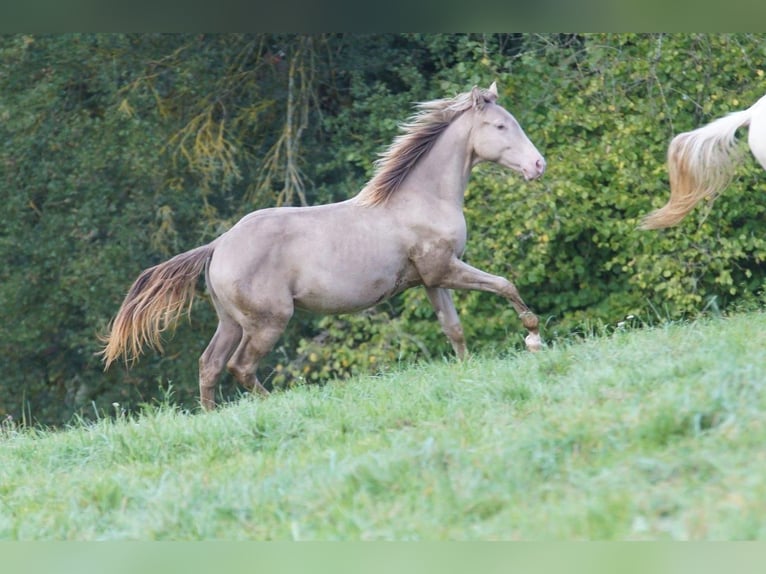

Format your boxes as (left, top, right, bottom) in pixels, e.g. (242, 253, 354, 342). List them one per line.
(2, 34, 765, 425)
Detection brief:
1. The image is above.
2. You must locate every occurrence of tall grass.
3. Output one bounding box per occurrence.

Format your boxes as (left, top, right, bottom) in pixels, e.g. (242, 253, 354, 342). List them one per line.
(2, 312, 765, 540)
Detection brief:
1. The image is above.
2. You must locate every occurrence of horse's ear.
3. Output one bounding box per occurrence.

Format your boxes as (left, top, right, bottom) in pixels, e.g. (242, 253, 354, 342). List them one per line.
(472, 86, 495, 110)
(488, 81, 498, 98)
(471, 86, 485, 109)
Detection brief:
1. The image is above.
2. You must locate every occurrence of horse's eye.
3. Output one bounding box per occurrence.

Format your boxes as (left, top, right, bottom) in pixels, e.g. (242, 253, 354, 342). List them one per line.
(496, 123, 506, 130)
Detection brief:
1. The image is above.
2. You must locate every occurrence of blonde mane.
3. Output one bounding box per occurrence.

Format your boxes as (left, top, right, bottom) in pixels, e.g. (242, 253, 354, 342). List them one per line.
(356, 88, 490, 206)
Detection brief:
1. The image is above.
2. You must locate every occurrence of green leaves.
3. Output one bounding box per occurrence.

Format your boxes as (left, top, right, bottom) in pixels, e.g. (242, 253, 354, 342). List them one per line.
(456, 34, 766, 339)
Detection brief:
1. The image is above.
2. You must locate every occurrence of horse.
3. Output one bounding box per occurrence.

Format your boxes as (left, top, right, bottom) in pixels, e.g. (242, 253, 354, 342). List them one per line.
(640, 93, 766, 229)
(101, 82, 547, 410)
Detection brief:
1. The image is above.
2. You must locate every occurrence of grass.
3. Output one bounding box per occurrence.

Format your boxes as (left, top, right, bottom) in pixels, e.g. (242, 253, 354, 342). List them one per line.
(1, 311, 766, 540)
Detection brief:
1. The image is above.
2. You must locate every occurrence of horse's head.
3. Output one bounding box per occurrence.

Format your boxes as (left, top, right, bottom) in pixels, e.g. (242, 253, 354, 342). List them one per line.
(469, 82, 545, 180)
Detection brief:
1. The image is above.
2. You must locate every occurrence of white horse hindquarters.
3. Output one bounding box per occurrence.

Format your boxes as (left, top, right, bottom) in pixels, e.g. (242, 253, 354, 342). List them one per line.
(747, 95, 766, 170)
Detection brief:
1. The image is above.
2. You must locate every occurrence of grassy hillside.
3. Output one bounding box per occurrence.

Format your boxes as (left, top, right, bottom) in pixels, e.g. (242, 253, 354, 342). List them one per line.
(2, 312, 766, 540)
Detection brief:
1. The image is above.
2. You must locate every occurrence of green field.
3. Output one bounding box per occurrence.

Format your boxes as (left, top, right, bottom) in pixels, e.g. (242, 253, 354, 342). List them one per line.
(2, 312, 765, 540)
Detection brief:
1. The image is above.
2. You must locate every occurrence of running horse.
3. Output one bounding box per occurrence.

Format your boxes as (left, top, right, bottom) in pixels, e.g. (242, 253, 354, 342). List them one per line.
(102, 82, 547, 409)
(640, 92, 766, 229)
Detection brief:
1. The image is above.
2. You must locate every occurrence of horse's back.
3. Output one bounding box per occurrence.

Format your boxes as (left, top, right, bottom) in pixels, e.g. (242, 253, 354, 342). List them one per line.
(207, 200, 420, 315)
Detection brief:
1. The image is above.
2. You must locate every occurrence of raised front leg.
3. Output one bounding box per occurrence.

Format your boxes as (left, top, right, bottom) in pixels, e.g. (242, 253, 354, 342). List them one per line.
(421, 257, 542, 352)
(425, 287, 467, 359)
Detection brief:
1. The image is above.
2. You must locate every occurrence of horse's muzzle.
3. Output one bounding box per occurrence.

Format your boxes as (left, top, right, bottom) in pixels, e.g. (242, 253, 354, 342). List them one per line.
(524, 156, 546, 180)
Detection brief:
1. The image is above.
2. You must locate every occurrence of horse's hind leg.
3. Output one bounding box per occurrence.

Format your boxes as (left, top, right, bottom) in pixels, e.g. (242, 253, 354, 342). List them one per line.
(199, 315, 242, 410)
(226, 307, 293, 398)
(426, 287, 467, 359)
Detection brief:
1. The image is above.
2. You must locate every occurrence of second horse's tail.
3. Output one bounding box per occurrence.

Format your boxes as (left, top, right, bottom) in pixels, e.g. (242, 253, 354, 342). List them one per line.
(100, 243, 215, 368)
(640, 103, 756, 230)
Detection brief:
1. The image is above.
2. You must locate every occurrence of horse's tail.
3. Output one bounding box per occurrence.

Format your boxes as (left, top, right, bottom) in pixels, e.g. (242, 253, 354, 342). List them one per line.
(100, 243, 215, 368)
(639, 106, 753, 230)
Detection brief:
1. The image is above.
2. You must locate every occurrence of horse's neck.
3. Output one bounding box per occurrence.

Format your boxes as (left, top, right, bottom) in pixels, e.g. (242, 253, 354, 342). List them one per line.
(393, 114, 473, 211)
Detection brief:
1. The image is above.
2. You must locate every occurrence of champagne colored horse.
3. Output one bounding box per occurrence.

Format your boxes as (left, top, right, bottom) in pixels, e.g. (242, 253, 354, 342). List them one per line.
(102, 82, 546, 409)
(641, 93, 766, 229)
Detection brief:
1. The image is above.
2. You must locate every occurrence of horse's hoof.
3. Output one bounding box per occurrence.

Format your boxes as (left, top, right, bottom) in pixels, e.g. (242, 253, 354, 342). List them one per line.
(524, 333, 543, 352)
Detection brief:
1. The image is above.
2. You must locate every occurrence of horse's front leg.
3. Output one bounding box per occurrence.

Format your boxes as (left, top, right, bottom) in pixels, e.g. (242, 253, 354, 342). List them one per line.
(425, 287, 467, 359)
(423, 258, 543, 352)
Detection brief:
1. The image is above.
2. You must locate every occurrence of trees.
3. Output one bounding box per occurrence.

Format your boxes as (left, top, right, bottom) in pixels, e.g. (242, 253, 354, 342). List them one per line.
(2, 34, 764, 426)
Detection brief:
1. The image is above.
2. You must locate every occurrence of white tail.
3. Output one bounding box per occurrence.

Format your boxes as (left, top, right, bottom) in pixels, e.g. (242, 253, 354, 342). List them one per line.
(640, 94, 766, 230)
